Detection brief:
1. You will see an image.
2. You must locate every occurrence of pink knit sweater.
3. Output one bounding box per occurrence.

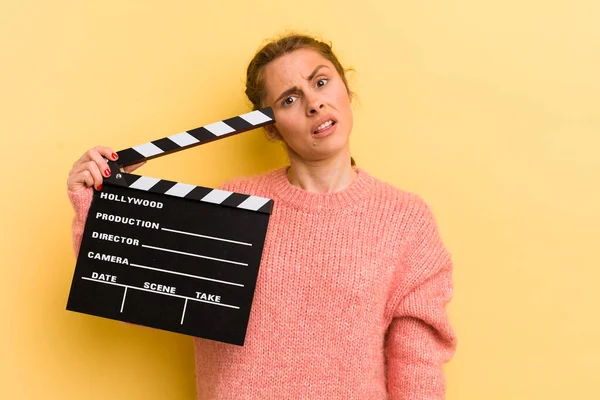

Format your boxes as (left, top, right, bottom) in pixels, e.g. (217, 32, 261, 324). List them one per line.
(68, 167, 456, 399)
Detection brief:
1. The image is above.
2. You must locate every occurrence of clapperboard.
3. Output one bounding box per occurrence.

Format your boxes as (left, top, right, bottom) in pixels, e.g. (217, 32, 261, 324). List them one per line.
(67, 108, 275, 346)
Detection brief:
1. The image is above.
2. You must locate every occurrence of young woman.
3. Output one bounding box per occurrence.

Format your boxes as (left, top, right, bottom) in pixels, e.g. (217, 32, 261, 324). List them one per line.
(67, 34, 456, 399)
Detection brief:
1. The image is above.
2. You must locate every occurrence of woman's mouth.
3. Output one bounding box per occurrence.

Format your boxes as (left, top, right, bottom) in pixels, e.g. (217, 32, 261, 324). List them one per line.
(313, 120, 336, 136)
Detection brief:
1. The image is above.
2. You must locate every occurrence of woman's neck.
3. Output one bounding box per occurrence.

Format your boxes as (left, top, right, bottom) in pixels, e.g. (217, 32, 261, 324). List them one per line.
(286, 151, 357, 194)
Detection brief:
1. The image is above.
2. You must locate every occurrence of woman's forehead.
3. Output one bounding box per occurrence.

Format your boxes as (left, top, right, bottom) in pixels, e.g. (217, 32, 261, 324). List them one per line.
(267, 49, 332, 79)
(263, 49, 334, 97)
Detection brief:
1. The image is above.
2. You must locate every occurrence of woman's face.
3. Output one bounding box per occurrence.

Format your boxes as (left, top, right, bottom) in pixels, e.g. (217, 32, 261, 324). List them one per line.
(262, 48, 353, 164)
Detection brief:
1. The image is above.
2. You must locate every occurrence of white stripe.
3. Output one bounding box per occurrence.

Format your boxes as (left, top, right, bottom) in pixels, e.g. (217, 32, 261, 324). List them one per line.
(201, 189, 233, 204)
(168, 131, 199, 147)
(204, 121, 235, 136)
(239, 110, 272, 125)
(82, 277, 240, 309)
(165, 182, 196, 197)
(129, 262, 244, 287)
(141, 244, 248, 266)
(129, 176, 161, 190)
(120, 287, 127, 313)
(133, 142, 163, 157)
(236, 196, 270, 211)
(180, 298, 188, 324)
(161, 227, 252, 246)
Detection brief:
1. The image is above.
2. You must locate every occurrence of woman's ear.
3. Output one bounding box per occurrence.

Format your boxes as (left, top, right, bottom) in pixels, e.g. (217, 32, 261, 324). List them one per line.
(264, 125, 281, 141)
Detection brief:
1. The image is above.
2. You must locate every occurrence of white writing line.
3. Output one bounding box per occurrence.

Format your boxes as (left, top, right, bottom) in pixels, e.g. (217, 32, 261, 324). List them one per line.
(141, 244, 247, 266)
(181, 298, 188, 325)
(81, 277, 239, 309)
(129, 262, 244, 287)
(161, 227, 252, 247)
(120, 287, 128, 313)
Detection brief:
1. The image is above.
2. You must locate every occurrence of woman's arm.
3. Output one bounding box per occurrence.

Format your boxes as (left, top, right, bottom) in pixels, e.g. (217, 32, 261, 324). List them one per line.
(68, 187, 93, 256)
(385, 201, 457, 399)
(66, 146, 145, 256)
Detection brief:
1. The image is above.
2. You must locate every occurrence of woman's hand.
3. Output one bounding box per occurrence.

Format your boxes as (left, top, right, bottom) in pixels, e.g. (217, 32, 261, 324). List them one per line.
(67, 146, 145, 192)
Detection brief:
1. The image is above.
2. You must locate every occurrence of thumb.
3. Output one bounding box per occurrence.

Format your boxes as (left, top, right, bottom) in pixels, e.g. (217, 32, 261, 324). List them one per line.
(123, 161, 146, 173)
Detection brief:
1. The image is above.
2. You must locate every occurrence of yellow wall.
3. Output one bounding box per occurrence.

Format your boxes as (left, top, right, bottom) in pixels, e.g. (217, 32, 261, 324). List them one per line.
(2, 1, 599, 398)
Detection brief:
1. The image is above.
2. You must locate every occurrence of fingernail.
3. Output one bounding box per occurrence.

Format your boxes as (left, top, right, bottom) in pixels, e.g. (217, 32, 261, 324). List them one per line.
(98, 185, 103, 191)
(112, 153, 118, 160)
(104, 168, 111, 177)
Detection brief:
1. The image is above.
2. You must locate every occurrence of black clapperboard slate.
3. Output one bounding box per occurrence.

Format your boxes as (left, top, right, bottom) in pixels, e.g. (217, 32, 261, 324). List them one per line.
(66, 108, 275, 346)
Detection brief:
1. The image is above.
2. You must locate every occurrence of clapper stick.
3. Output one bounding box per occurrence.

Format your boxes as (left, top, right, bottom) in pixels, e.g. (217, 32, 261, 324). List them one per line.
(114, 107, 275, 167)
(67, 107, 276, 346)
(103, 107, 276, 213)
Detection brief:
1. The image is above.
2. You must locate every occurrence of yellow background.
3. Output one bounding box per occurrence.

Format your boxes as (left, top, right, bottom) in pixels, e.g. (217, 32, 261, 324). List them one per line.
(2, 1, 599, 399)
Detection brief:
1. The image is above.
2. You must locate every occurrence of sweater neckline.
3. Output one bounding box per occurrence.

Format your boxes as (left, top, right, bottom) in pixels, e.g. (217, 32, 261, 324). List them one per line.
(269, 166, 376, 212)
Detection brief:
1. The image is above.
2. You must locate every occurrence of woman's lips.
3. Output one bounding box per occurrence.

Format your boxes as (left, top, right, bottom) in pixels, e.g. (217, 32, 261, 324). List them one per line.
(312, 121, 337, 138)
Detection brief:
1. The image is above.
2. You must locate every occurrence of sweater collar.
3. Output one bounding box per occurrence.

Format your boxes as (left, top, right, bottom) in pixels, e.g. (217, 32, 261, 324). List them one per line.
(269, 166, 376, 212)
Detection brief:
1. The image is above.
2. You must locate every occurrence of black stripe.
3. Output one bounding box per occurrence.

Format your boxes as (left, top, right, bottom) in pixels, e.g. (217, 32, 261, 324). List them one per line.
(258, 200, 274, 214)
(187, 127, 218, 143)
(258, 107, 274, 121)
(116, 148, 146, 166)
(220, 193, 249, 208)
(148, 179, 177, 194)
(223, 116, 253, 132)
(153, 137, 182, 153)
(185, 186, 214, 202)
(121, 173, 142, 187)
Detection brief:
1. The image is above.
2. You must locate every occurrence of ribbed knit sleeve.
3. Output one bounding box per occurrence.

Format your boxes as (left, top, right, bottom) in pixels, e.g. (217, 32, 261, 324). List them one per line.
(385, 199, 457, 399)
(67, 187, 93, 257)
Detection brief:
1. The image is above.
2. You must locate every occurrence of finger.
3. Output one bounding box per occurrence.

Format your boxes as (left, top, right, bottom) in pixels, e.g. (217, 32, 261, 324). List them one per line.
(79, 160, 104, 190)
(74, 146, 117, 166)
(70, 159, 100, 177)
(85, 147, 115, 180)
(92, 146, 119, 163)
(123, 161, 146, 173)
(67, 168, 95, 192)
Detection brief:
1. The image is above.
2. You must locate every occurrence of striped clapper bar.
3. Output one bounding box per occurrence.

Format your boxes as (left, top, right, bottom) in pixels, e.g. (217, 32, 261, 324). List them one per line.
(66, 108, 275, 346)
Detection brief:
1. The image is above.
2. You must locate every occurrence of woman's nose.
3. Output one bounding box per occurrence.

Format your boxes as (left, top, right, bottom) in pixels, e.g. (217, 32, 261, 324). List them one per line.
(306, 95, 324, 115)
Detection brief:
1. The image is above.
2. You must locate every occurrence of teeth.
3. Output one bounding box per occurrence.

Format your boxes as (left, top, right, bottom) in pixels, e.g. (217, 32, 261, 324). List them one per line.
(316, 120, 333, 132)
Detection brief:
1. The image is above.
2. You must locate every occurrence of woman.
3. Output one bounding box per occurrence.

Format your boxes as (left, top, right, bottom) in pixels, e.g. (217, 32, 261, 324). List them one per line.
(67, 34, 456, 399)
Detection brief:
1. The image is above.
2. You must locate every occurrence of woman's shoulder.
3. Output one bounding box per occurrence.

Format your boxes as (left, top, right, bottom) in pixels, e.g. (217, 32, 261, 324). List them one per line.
(363, 169, 426, 203)
(361, 169, 436, 220)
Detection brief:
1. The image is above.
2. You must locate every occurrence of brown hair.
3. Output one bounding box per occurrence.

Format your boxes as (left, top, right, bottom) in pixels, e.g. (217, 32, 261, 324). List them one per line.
(245, 33, 356, 165)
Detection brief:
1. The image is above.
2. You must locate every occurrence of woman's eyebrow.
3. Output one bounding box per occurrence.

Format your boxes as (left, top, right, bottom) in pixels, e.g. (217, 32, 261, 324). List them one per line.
(307, 64, 328, 81)
(274, 65, 329, 104)
(275, 87, 300, 104)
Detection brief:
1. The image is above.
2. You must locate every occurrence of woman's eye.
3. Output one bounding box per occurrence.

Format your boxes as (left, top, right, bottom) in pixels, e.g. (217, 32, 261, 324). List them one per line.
(316, 78, 328, 88)
(283, 96, 296, 106)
